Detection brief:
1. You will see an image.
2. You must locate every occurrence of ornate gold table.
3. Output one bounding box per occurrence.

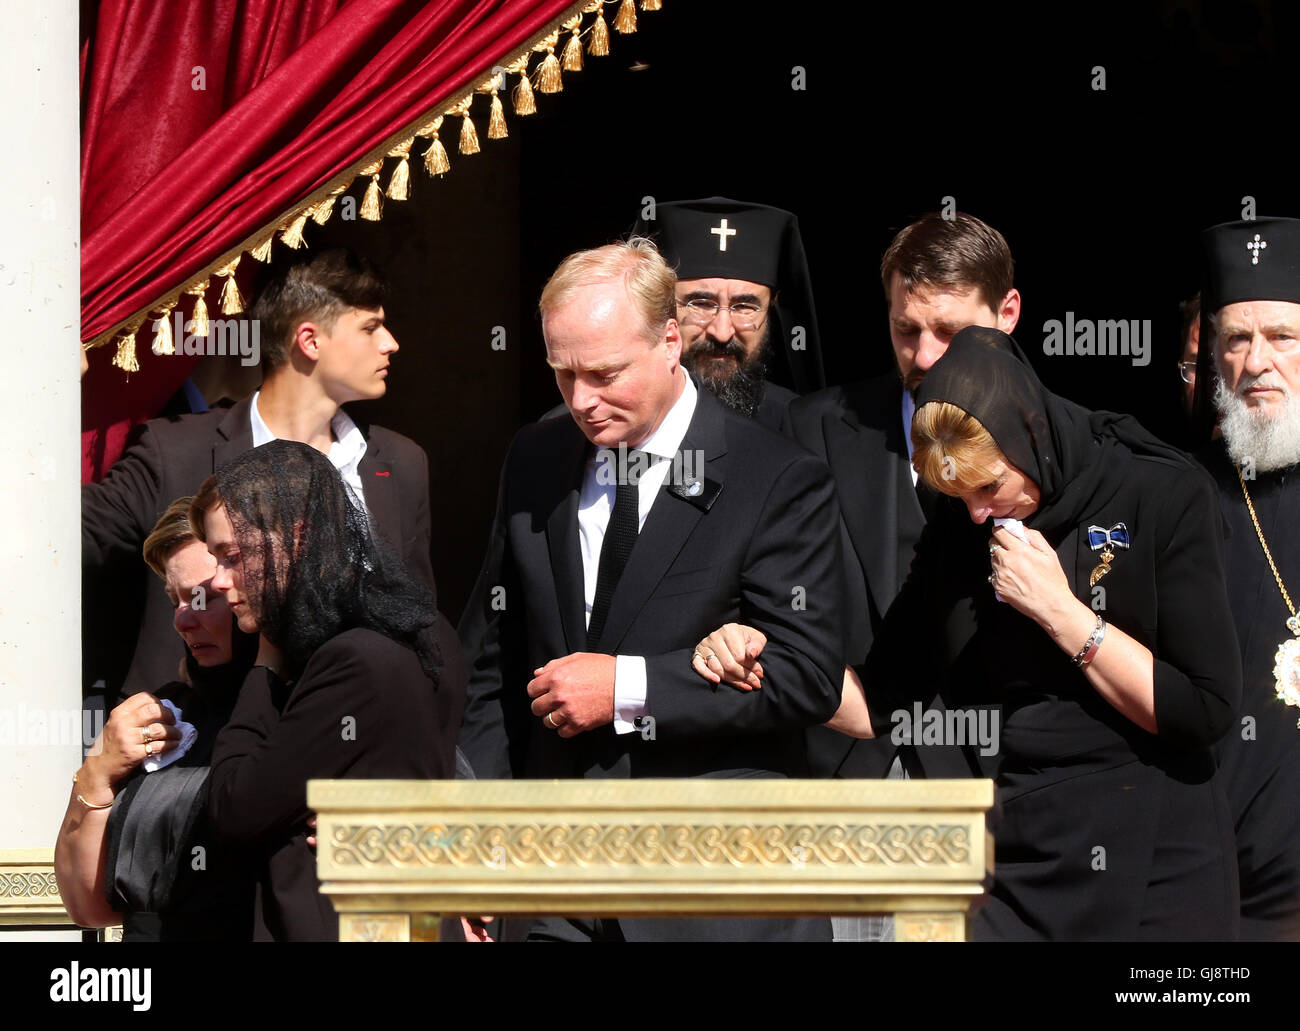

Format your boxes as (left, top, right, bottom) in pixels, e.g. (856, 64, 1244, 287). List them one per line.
(309, 778, 996, 942)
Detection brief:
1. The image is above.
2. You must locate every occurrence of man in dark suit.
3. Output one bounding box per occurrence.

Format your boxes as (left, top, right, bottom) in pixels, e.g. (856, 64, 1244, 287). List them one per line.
(458, 237, 845, 942)
(787, 212, 1020, 940)
(83, 250, 437, 703)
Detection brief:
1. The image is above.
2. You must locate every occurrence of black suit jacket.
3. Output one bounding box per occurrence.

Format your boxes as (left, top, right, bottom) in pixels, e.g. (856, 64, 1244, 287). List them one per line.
(789, 374, 975, 779)
(459, 386, 846, 783)
(82, 396, 437, 702)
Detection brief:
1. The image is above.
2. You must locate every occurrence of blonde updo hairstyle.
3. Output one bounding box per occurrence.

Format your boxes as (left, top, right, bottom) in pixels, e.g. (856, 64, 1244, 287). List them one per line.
(911, 400, 1008, 496)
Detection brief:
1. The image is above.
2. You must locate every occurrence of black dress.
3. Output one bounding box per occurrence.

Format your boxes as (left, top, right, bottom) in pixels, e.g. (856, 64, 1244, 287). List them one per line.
(858, 327, 1243, 940)
(207, 622, 466, 941)
(1200, 446, 1300, 939)
(104, 651, 258, 941)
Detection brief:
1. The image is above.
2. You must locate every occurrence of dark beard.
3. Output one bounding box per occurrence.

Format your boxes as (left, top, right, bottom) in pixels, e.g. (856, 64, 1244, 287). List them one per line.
(683, 333, 772, 419)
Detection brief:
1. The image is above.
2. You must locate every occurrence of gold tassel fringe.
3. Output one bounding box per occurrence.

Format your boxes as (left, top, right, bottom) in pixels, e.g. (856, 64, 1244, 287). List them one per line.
(459, 111, 480, 155)
(185, 279, 210, 336)
(151, 301, 177, 356)
(280, 211, 310, 249)
(488, 92, 508, 139)
(419, 116, 450, 174)
(614, 0, 637, 33)
(360, 173, 383, 221)
(249, 232, 274, 263)
(219, 275, 244, 315)
(386, 138, 412, 200)
(100, 4, 666, 378)
(588, 9, 610, 55)
(111, 316, 146, 374)
(310, 194, 336, 225)
(563, 28, 583, 72)
(214, 257, 243, 315)
(514, 69, 537, 114)
(538, 49, 562, 93)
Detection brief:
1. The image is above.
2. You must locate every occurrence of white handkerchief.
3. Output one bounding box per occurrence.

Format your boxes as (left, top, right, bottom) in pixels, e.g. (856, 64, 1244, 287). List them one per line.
(143, 698, 198, 773)
(991, 517, 1027, 603)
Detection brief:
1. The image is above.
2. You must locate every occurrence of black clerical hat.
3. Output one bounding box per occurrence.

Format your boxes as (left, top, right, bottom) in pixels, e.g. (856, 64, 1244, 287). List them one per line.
(634, 196, 825, 393)
(1201, 216, 1300, 311)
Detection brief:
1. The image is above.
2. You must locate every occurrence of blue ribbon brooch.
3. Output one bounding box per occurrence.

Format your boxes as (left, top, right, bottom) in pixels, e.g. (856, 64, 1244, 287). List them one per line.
(1087, 522, 1130, 586)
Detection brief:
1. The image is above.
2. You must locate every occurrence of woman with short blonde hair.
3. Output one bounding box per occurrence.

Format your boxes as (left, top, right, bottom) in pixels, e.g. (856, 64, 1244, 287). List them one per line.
(695, 326, 1242, 940)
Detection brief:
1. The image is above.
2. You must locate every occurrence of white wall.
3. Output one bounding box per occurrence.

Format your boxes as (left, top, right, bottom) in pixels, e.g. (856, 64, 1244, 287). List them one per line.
(0, 2, 82, 940)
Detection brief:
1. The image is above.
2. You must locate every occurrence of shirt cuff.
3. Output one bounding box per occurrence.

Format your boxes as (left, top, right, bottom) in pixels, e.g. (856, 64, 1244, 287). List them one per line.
(613, 655, 648, 735)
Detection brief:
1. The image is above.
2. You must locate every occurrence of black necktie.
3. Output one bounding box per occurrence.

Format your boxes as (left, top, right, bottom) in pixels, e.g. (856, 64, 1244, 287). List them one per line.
(587, 453, 642, 650)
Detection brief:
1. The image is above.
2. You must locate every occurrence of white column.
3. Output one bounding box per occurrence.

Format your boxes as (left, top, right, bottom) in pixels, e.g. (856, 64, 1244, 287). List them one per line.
(0, 2, 82, 940)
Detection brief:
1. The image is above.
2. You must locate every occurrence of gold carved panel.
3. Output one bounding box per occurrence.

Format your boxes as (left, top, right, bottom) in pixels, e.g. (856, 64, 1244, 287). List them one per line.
(309, 779, 996, 934)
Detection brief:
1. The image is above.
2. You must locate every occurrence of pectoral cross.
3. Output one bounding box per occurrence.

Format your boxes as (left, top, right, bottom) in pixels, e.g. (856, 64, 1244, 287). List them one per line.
(711, 218, 736, 252)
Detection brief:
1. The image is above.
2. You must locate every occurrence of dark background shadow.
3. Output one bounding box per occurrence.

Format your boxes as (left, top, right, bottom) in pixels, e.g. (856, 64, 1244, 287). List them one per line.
(229, 0, 1297, 622)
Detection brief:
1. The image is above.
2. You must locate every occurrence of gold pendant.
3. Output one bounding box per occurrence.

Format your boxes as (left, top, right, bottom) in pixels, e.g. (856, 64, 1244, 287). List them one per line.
(1088, 546, 1114, 587)
(1276, 619, 1300, 728)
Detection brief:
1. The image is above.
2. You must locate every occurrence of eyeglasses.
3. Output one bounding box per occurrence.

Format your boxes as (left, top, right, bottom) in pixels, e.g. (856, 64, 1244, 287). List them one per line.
(676, 298, 767, 331)
(1177, 360, 1197, 384)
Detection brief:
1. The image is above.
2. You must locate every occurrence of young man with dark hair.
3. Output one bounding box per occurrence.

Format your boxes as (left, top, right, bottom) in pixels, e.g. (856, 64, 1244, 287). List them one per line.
(787, 212, 1020, 941)
(84, 249, 440, 704)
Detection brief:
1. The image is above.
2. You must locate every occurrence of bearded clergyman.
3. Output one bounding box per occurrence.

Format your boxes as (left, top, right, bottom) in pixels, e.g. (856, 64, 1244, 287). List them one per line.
(635, 197, 825, 432)
(1197, 215, 1300, 941)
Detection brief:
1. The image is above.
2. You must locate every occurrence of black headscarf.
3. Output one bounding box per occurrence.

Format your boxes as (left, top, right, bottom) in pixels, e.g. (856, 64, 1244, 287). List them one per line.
(914, 327, 1192, 539)
(214, 439, 440, 681)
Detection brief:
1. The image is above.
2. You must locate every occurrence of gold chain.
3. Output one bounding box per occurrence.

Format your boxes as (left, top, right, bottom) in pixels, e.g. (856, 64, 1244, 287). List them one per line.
(1237, 466, 1298, 618)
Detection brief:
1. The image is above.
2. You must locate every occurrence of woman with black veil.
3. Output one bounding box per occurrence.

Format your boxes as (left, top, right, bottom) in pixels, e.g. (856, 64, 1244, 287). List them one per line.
(694, 327, 1242, 940)
(190, 439, 466, 941)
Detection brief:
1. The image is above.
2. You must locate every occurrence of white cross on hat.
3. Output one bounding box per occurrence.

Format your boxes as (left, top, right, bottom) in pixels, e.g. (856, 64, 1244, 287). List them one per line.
(1247, 233, 1267, 265)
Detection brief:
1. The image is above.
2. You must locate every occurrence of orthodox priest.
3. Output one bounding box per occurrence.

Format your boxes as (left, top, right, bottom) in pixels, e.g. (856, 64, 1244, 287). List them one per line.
(1197, 215, 1300, 940)
(635, 197, 825, 432)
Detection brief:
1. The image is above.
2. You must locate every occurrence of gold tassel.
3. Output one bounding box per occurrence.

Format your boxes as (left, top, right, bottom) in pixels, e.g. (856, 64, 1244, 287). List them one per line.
(563, 26, 583, 72)
(422, 120, 450, 176)
(487, 91, 508, 139)
(386, 138, 413, 200)
(588, 9, 610, 55)
(219, 275, 244, 315)
(280, 211, 310, 249)
(310, 194, 336, 225)
(249, 232, 275, 263)
(214, 257, 243, 314)
(614, 0, 637, 33)
(360, 173, 383, 221)
(151, 301, 177, 356)
(640, 0, 662, 10)
(185, 279, 210, 337)
(111, 316, 146, 374)
(535, 31, 563, 93)
(456, 103, 480, 155)
(538, 48, 562, 93)
(514, 68, 536, 114)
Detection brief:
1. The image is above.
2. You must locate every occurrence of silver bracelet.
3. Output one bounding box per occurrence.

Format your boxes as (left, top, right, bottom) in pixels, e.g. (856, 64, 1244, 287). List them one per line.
(1072, 613, 1106, 668)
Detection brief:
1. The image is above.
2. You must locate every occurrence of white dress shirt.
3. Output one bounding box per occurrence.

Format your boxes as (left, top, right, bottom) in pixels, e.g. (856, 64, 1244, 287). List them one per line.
(577, 373, 697, 734)
(249, 390, 369, 511)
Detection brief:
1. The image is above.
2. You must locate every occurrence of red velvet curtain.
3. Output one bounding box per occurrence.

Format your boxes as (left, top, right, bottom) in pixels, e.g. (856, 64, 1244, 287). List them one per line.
(81, 0, 580, 481)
